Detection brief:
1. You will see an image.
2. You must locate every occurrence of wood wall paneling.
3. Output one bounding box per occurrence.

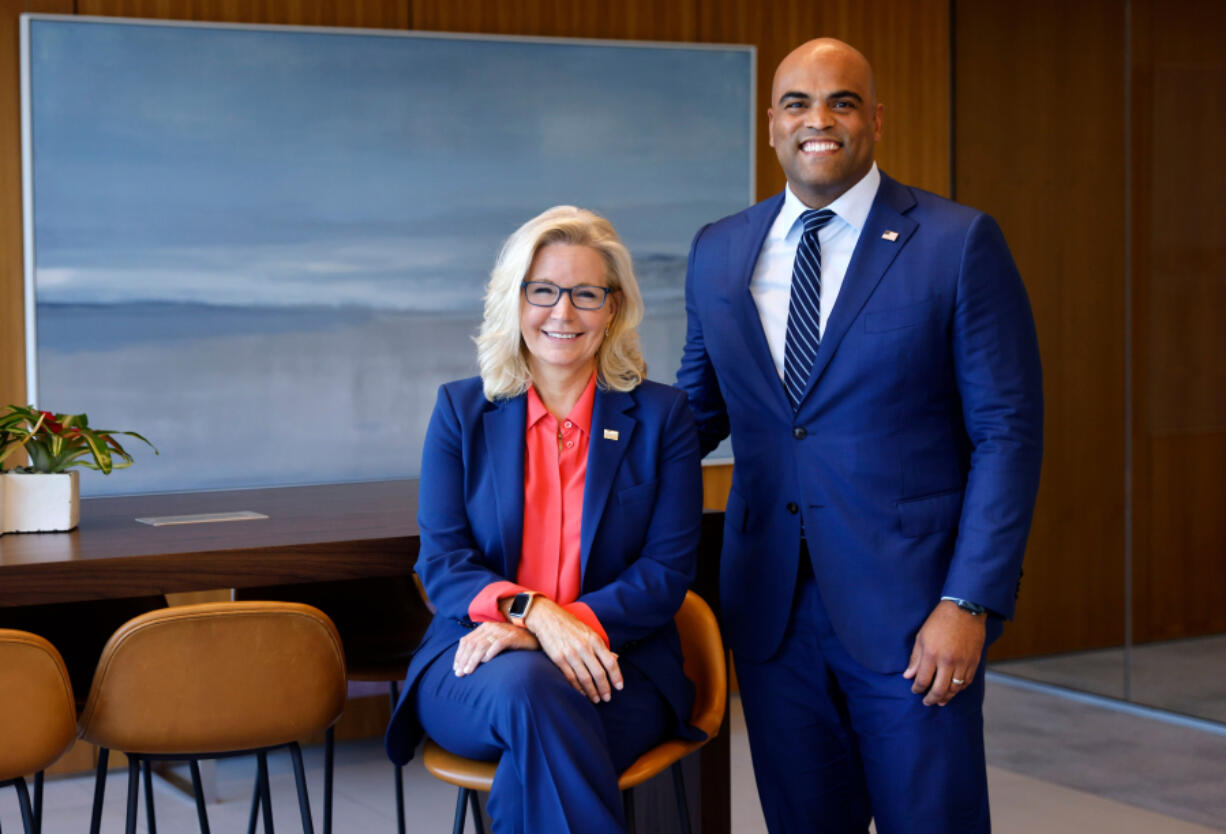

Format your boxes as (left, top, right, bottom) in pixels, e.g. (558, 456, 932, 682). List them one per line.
(701, 462, 732, 511)
(954, 0, 1128, 659)
(74, 0, 411, 27)
(1, 2, 27, 413)
(410, 0, 698, 42)
(1129, 0, 1226, 644)
(1138, 434, 1226, 640)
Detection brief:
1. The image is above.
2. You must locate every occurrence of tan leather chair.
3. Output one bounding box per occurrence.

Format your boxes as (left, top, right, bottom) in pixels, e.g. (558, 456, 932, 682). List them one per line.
(422, 590, 727, 834)
(0, 630, 77, 834)
(233, 575, 432, 834)
(78, 601, 347, 834)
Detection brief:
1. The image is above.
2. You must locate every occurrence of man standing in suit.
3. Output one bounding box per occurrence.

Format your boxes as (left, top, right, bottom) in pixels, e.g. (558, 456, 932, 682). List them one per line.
(676, 38, 1042, 833)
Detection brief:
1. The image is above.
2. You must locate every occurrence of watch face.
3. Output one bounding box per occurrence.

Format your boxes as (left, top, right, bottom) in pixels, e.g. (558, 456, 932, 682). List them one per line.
(509, 593, 530, 617)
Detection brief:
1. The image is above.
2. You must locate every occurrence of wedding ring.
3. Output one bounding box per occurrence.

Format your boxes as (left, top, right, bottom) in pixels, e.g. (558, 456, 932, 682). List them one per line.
(951, 677, 965, 686)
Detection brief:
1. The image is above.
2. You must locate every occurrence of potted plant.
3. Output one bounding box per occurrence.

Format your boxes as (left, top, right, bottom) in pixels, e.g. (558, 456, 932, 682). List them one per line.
(0, 405, 157, 534)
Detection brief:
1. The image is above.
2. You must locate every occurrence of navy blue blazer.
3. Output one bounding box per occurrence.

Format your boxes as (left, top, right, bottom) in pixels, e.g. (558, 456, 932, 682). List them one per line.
(677, 173, 1043, 673)
(385, 376, 703, 765)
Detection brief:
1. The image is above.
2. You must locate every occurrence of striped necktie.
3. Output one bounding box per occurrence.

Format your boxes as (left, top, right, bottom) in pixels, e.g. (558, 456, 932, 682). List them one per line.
(783, 208, 836, 410)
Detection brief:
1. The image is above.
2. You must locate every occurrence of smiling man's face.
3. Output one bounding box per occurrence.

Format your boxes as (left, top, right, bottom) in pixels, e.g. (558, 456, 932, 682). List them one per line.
(767, 39, 883, 209)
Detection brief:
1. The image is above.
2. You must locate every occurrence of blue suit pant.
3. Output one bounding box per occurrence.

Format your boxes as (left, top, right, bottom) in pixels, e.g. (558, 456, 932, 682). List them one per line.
(736, 574, 990, 834)
(416, 644, 671, 834)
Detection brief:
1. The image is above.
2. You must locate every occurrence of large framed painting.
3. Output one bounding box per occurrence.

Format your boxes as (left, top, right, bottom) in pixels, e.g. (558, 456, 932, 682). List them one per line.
(21, 15, 752, 495)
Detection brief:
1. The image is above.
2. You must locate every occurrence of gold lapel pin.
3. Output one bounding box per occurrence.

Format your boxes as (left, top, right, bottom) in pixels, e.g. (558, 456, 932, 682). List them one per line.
(603, 429, 619, 441)
(881, 230, 900, 242)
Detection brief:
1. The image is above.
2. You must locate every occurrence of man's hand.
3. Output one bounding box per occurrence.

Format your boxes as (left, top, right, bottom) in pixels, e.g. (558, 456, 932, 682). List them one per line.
(902, 600, 986, 706)
(453, 622, 539, 677)
(522, 597, 623, 704)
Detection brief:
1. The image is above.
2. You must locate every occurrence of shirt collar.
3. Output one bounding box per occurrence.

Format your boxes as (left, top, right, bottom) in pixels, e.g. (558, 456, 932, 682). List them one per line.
(777, 162, 881, 240)
(525, 372, 598, 433)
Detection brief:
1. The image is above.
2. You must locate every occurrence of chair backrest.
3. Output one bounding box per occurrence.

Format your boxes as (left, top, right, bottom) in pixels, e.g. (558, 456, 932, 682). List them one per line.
(78, 601, 346, 755)
(675, 591, 726, 739)
(0, 630, 77, 781)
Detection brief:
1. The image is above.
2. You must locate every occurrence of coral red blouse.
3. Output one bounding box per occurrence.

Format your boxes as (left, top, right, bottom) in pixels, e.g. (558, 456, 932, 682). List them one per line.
(467, 374, 608, 646)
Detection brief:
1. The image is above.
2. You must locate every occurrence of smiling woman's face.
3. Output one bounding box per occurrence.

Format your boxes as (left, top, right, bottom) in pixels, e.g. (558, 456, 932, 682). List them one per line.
(520, 243, 617, 382)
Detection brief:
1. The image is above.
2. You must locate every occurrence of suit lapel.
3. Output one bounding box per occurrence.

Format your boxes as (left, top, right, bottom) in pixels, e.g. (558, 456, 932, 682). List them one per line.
(728, 194, 791, 412)
(483, 395, 526, 578)
(803, 174, 918, 396)
(580, 386, 635, 582)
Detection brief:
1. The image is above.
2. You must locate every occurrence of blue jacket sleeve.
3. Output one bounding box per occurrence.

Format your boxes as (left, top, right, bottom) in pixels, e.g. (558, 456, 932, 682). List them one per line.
(676, 223, 732, 458)
(414, 384, 508, 621)
(942, 213, 1044, 619)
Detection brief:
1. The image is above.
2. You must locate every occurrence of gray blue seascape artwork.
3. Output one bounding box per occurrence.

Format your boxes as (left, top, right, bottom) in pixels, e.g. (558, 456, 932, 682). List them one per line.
(25, 19, 750, 495)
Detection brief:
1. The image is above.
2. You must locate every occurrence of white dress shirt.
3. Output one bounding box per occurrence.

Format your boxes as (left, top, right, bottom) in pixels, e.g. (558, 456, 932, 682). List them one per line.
(750, 163, 882, 379)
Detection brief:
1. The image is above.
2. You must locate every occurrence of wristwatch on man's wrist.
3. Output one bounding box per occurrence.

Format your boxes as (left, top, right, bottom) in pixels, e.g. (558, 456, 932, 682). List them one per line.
(942, 595, 987, 616)
(507, 592, 538, 624)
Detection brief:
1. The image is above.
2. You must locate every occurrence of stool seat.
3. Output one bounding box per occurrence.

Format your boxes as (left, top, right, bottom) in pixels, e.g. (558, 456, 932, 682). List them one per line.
(232, 576, 426, 834)
(1, 629, 77, 834)
(79, 601, 346, 834)
(0, 630, 77, 782)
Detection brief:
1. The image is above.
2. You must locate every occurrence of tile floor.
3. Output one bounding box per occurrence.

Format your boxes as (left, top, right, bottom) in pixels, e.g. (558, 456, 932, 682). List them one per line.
(4, 683, 1224, 833)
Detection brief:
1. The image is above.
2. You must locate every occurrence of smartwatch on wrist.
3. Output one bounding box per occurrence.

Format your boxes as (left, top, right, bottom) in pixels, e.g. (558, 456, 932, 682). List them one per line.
(507, 592, 538, 624)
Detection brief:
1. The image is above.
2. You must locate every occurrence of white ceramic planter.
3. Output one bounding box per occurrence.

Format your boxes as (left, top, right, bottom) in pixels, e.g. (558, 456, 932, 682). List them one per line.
(1, 470, 80, 533)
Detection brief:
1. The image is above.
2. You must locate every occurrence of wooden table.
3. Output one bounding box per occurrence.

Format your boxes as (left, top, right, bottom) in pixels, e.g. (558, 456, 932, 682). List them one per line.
(0, 479, 729, 833)
(0, 480, 420, 607)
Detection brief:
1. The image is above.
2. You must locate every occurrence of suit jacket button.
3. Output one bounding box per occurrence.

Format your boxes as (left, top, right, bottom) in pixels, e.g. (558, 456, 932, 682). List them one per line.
(786, 502, 799, 514)
(792, 426, 807, 439)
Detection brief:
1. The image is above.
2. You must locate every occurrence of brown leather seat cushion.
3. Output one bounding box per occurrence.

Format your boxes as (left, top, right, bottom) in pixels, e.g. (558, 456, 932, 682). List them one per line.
(0, 630, 77, 781)
(78, 601, 346, 755)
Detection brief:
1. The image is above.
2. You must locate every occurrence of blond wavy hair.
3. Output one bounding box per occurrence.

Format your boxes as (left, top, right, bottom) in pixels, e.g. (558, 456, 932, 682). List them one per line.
(476, 206, 646, 401)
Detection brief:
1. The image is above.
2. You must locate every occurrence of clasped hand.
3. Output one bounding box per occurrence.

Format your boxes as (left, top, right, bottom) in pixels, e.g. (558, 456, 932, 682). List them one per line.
(453, 597, 623, 705)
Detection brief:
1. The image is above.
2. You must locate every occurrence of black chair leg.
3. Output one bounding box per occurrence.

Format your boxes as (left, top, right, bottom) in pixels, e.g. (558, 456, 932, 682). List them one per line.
(89, 748, 110, 834)
(246, 766, 261, 834)
(671, 762, 693, 834)
(468, 790, 486, 834)
(189, 760, 212, 834)
(257, 752, 275, 834)
(323, 727, 334, 834)
(451, 788, 468, 834)
(32, 770, 43, 834)
(14, 777, 35, 834)
(124, 757, 140, 834)
(289, 743, 315, 834)
(388, 682, 405, 834)
(142, 759, 158, 834)
(623, 787, 636, 834)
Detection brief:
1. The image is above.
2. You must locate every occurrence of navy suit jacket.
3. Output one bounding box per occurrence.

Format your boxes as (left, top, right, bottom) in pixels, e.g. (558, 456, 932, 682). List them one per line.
(385, 376, 703, 765)
(677, 173, 1043, 673)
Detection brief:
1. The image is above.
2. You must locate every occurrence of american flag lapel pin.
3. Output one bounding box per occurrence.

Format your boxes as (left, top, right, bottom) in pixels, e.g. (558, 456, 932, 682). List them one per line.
(603, 429, 619, 441)
(881, 230, 900, 242)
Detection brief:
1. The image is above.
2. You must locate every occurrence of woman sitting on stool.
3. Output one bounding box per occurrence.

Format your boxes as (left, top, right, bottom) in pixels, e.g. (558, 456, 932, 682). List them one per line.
(385, 205, 703, 834)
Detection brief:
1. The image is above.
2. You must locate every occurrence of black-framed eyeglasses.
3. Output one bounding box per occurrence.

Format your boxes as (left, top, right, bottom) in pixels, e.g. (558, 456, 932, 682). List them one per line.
(521, 281, 613, 310)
